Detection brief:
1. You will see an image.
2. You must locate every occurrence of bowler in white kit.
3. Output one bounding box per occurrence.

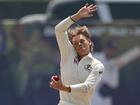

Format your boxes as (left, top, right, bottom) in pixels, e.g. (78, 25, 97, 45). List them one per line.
(50, 3, 104, 105)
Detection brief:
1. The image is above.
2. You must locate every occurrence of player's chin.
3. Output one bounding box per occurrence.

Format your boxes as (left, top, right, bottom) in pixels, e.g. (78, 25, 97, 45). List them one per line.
(79, 49, 88, 55)
(80, 48, 87, 52)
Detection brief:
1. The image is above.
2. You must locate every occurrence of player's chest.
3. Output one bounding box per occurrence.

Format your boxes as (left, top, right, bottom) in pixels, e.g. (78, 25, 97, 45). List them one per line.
(63, 55, 94, 83)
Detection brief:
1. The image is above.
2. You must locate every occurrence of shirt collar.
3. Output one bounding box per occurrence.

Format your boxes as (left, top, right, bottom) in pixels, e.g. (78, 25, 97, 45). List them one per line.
(80, 52, 93, 62)
(74, 53, 93, 64)
(87, 53, 93, 59)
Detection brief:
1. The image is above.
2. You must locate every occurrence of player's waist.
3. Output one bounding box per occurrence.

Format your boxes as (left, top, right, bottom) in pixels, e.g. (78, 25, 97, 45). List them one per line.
(59, 92, 91, 105)
(58, 100, 75, 105)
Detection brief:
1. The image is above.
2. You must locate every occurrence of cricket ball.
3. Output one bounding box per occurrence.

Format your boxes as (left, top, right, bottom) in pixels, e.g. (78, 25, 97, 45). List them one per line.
(53, 75, 60, 81)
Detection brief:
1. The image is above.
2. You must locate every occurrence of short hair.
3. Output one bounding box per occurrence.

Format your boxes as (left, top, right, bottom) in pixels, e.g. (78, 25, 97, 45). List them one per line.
(68, 26, 94, 52)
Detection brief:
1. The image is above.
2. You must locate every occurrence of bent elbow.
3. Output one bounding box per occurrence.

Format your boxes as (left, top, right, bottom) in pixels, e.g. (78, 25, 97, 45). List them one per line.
(83, 83, 95, 93)
(55, 25, 59, 34)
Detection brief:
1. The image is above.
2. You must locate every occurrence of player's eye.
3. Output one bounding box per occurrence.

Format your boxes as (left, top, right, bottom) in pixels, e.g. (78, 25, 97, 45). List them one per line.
(80, 39, 85, 43)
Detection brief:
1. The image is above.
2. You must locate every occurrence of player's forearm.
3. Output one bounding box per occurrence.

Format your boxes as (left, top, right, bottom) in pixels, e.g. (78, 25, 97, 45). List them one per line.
(70, 64, 104, 93)
(55, 17, 75, 33)
(50, 80, 71, 93)
(60, 84, 71, 93)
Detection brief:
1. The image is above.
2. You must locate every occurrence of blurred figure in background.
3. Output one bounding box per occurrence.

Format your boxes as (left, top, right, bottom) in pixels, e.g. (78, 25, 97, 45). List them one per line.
(0, 22, 21, 105)
(0, 24, 7, 54)
(91, 38, 140, 105)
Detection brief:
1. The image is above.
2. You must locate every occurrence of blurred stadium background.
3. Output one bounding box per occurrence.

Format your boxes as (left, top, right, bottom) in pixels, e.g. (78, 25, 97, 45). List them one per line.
(0, 0, 140, 105)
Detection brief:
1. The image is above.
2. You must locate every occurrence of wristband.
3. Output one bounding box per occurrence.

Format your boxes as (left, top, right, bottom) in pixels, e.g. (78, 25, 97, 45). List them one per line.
(70, 16, 76, 23)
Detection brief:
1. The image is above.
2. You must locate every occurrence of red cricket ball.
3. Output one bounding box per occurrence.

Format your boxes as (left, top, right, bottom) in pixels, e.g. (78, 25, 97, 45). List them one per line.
(53, 75, 60, 81)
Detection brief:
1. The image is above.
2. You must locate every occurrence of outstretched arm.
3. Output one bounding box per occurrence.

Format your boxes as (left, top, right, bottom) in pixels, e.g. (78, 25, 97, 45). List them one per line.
(112, 46, 140, 69)
(55, 3, 96, 66)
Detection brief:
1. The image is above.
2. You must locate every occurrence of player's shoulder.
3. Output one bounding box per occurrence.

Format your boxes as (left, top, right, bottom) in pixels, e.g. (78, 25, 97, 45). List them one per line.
(88, 53, 104, 68)
(93, 57, 104, 68)
(88, 53, 104, 73)
(90, 58, 104, 75)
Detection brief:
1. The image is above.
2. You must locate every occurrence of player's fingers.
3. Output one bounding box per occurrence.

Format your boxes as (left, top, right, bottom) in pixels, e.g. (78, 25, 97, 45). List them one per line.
(51, 76, 55, 81)
(88, 4, 94, 9)
(85, 3, 89, 7)
(51, 76, 57, 81)
(49, 82, 53, 87)
(89, 8, 97, 14)
(89, 5, 97, 10)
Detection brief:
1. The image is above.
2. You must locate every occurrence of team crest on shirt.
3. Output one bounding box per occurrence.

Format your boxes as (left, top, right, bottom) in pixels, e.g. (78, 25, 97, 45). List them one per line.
(84, 64, 93, 71)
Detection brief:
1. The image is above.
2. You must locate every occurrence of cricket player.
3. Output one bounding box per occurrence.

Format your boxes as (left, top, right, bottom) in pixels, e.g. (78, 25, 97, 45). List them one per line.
(50, 3, 104, 105)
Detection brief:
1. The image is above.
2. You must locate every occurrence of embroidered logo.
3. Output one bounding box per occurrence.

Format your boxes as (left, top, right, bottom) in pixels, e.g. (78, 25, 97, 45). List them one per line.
(84, 64, 92, 71)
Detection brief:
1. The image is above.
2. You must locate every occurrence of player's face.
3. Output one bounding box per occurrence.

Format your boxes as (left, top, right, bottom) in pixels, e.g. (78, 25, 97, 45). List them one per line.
(72, 34, 91, 59)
